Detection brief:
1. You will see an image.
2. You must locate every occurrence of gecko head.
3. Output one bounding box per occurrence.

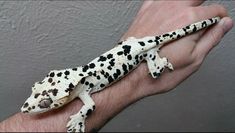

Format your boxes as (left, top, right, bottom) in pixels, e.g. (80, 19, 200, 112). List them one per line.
(21, 69, 79, 114)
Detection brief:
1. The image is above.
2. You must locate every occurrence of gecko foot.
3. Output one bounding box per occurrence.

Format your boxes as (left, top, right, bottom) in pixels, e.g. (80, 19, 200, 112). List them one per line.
(67, 114, 85, 133)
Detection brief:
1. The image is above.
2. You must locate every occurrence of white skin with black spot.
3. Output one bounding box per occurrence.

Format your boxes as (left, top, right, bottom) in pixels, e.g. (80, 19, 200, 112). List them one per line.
(21, 17, 220, 132)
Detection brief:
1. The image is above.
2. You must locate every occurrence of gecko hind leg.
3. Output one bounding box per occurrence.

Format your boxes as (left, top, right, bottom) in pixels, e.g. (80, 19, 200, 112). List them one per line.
(145, 48, 173, 78)
(67, 92, 95, 132)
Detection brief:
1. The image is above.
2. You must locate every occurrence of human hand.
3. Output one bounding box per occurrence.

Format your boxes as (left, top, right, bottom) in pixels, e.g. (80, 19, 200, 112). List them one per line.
(122, 1, 233, 98)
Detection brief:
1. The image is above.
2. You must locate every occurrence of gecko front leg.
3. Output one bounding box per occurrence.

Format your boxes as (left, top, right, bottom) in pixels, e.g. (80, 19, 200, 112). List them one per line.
(67, 92, 95, 132)
(145, 48, 173, 78)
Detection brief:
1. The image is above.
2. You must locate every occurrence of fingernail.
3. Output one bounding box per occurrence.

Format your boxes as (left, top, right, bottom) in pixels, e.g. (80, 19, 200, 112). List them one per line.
(220, 18, 234, 33)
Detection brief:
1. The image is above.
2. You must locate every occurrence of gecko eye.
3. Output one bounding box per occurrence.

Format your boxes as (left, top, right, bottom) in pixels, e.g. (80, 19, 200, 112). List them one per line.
(39, 98, 53, 108)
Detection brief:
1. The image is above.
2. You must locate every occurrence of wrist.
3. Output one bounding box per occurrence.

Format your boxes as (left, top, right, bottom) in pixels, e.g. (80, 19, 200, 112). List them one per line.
(83, 74, 141, 131)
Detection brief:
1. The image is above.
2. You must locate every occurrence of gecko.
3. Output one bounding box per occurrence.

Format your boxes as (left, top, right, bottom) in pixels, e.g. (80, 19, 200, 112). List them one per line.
(21, 17, 220, 132)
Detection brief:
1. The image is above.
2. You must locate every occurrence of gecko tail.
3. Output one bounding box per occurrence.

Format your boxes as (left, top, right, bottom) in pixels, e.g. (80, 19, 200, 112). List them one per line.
(156, 16, 221, 48)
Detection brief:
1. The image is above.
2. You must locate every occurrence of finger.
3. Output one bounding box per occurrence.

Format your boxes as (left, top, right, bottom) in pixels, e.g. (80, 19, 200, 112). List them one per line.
(176, 0, 205, 7)
(195, 17, 233, 57)
(193, 4, 228, 20)
(188, 4, 229, 39)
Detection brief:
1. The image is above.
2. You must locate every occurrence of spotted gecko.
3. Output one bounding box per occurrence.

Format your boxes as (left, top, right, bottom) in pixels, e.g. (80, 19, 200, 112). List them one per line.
(21, 17, 220, 132)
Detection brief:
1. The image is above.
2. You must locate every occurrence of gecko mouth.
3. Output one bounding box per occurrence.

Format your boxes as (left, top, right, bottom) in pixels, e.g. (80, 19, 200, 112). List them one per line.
(38, 98, 53, 109)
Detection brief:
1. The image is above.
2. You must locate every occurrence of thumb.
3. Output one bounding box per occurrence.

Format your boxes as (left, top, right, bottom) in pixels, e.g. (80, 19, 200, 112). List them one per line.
(195, 17, 233, 56)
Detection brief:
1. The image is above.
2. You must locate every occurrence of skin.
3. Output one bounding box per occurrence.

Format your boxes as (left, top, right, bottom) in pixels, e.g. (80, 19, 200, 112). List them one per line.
(0, 0, 233, 132)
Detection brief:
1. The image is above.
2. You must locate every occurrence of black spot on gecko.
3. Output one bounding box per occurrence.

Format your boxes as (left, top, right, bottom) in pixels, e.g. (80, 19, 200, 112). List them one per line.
(202, 21, 207, 27)
(98, 56, 107, 62)
(57, 72, 62, 77)
(85, 81, 89, 85)
(209, 18, 213, 23)
(186, 25, 190, 29)
(117, 51, 124, 55)
(48, 89, 58, 96)
(118, 41, 122, 45)
(23, 110, 29, 113)
(51, 82, 55, 86)
(48, 78, 53, 83)
(93, 72, 97, 77)
(81, 77, 86, 84)
(109, 59, 115, 66)
(116, 69, 121, 75)
(138, 41, 145, 46)
(69, 83, 75, 89)
(65, 87, 73, 93)
(89, 83, 94, 88)
(79, 73, 84, 76)
(127, 55, 132, 60)
(155, 36, 160, 45)
(193, 25, 197, 32)
(96, 75, 101, 80)
(163, 34, 170, 37)
(100, 70, 105, 77)
(113, 73, 118, 79)
(82, 65, 89, 72)
(89, 63, 95, 68)
(100, 84, 105, 87)
(153, 72, 160, 77)
(122, 45, 131, 55)
(148, 40, 153, 43)
(42, 90, 48, 96)
(107, 54, 113, 59)
(135, 55, 140, 64)
(183, 28, 188, 34)
(105, 72, 110, 77)
(100, 63, 104, 67)
(64, 70, 70, 75)
(152, 55, 156, 60)
(113, 69, 121, 79)
(177, 34, 181, 39)
(88, 71, 92, 76)
(122, 64, 128, 75)
(34, 93, 40, 99)
(140, 55, 143, 60)
(23, 102, 29, 108)
(72, 68, 77, 71)
(108, 76, 114, 83)
(135, 55, 139, 60)
(49, 72, 55, 77)
(107, 66, 112, 70)
(128, 64, 133, 70)
(38, 81, 44, 84)
(86, 109, 92, 116)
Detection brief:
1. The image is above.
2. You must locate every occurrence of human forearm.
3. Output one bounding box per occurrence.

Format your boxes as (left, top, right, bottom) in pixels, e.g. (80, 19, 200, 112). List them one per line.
(0, 73, 142, 132)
